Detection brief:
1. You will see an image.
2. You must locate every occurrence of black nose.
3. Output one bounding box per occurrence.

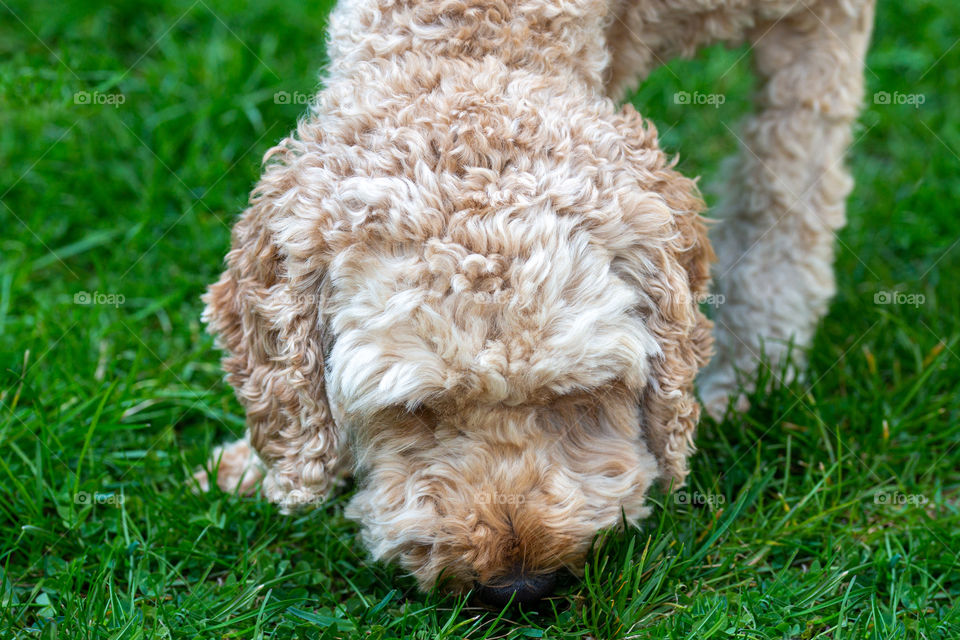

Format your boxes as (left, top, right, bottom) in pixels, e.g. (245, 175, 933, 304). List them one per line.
(476, 569, 558, 607)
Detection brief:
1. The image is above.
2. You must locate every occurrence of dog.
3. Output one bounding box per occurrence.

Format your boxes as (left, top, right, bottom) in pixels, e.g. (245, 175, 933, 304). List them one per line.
(197, 0, 875, 606)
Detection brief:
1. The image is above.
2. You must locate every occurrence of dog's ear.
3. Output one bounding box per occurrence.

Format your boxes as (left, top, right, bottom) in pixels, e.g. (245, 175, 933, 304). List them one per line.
(640, 174, 714, 487)
(613, 106, 715, 487)
(203, 144, 342, 511)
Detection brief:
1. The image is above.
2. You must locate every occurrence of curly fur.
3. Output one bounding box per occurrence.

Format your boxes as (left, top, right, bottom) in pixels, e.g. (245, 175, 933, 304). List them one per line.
(199, 0, 874, 592)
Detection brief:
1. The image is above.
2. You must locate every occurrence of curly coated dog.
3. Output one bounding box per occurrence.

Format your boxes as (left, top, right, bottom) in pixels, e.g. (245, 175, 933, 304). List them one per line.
(197, 0, 875, 605)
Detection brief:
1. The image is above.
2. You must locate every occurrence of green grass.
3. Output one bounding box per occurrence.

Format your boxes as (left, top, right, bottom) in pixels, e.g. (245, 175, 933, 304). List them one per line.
(1, 0, 958, 637)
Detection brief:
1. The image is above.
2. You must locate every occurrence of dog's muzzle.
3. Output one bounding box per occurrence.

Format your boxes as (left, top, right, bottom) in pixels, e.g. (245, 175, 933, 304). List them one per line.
(475, 567, 558, 606)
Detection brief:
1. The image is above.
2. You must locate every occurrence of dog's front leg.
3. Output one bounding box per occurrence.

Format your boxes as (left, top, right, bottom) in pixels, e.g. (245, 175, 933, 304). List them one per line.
(700, 1, 876, 417)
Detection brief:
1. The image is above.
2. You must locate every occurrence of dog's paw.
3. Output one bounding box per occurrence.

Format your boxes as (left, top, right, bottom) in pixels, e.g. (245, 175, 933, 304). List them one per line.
(703, 389, 751, 421)
(698, 374, 750, 421)
(193, 438, 265, 496)
(192, 466, 213, 493)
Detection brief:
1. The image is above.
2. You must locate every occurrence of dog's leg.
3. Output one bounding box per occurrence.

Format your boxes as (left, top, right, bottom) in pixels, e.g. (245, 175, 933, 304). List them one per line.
(699, 1, 876, 417)
(193, 436, 265, 495)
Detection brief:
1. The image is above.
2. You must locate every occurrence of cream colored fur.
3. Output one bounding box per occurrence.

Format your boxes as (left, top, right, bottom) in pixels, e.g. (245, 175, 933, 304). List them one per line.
(197, 0, 875, 592)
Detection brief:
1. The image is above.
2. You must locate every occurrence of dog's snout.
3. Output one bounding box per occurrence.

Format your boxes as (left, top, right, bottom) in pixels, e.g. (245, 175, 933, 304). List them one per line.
(476, 568, 558, 606)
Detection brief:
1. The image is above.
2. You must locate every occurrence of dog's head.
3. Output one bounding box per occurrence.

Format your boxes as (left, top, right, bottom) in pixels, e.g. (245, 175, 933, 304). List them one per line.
(204, 63, 712, 601)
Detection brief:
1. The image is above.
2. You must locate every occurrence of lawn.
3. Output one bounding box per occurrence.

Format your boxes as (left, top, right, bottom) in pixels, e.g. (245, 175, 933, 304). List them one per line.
(1, 0, 958, 637)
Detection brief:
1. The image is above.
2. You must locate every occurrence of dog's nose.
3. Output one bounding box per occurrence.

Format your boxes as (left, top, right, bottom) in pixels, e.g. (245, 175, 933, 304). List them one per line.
(476, 569, 558, 606)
